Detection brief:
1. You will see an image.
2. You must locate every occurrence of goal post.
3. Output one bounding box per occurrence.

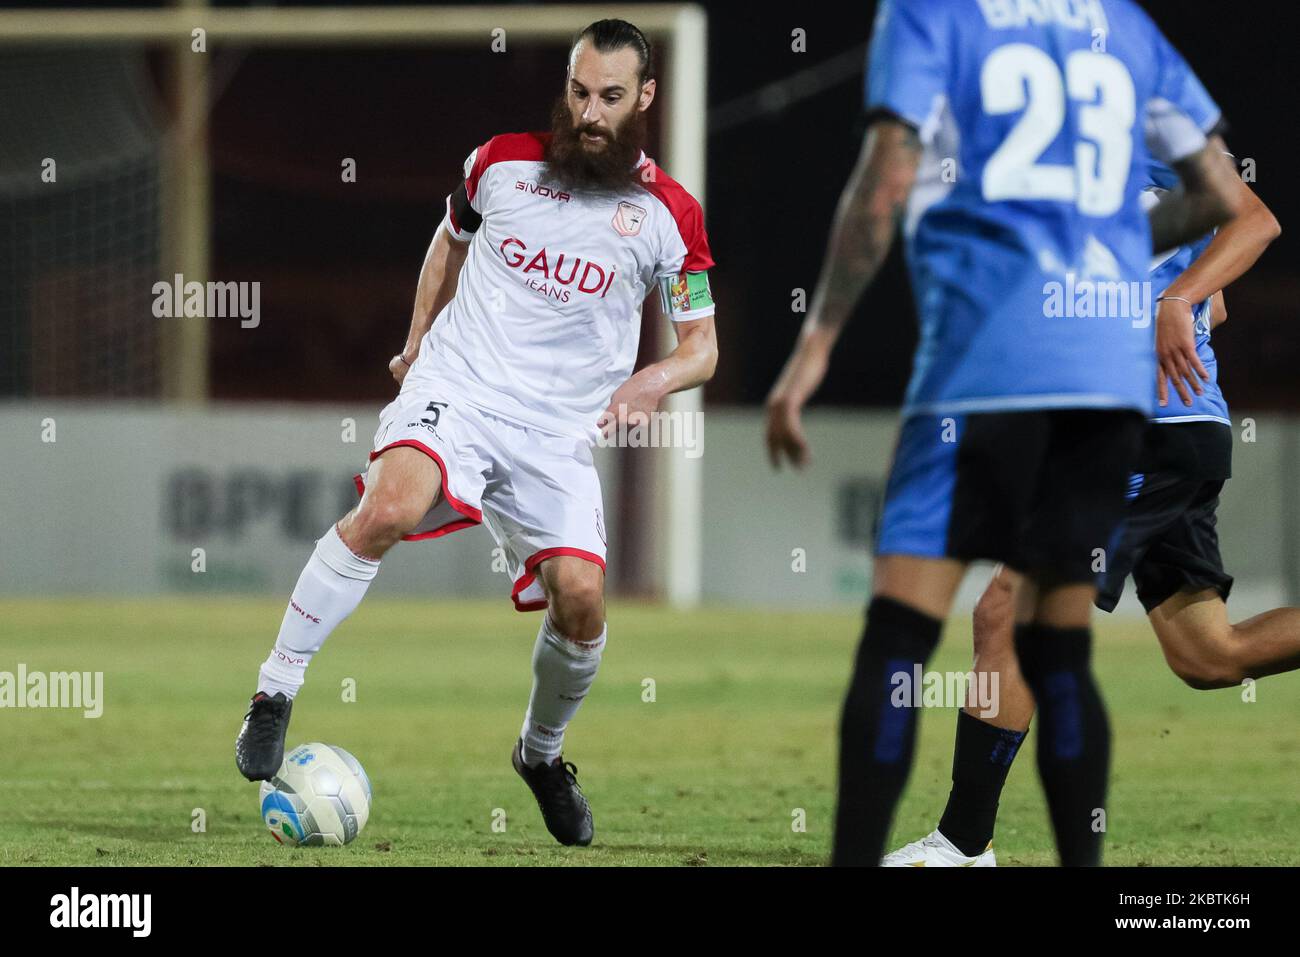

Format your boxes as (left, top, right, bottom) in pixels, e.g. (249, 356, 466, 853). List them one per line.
(0, 2, 708, 607)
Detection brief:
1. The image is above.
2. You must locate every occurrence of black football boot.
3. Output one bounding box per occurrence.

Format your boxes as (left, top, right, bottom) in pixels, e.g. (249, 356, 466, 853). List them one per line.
(512, 739, 594, 847)
(235, 691, 293, 781)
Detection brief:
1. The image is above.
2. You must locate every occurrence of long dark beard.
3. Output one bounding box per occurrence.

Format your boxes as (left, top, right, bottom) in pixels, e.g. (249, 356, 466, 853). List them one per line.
(543, 96, 647, 194)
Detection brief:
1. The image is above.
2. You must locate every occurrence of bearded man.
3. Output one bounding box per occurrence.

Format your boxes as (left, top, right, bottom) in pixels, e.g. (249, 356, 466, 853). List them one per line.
(234, 18, 718, 848)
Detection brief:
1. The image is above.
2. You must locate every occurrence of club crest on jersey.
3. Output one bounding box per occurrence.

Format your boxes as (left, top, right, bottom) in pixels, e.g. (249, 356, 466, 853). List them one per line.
(612, 202, 647, 237)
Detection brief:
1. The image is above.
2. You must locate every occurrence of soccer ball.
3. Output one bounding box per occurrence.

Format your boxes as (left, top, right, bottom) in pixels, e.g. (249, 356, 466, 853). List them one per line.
(259, 742, 372, 846)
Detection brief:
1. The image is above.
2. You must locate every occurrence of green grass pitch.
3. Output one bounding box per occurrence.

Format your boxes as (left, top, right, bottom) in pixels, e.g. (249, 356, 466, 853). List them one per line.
(1, 597, 1296, 866)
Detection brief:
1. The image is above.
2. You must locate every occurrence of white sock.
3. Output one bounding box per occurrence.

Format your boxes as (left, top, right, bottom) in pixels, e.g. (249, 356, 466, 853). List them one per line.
(519, 616, 606, 767)
(257, 524, 380, 699)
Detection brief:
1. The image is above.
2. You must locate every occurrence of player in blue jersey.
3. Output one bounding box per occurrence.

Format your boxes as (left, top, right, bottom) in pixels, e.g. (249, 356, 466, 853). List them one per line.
(765, 0, 1250, 866)
(884, 163, 1291, 867)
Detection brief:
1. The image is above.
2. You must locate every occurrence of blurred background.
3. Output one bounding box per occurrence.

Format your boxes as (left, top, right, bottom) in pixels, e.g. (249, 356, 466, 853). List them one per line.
(2, 0, 1297, 611)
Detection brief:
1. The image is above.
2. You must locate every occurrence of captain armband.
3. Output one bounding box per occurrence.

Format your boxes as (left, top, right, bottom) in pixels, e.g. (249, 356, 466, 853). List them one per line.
(657, 271, 714, 320)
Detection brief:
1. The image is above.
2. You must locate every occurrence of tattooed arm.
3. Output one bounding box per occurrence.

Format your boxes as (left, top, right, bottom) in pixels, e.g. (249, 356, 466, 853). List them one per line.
(765, 118, 921, 468)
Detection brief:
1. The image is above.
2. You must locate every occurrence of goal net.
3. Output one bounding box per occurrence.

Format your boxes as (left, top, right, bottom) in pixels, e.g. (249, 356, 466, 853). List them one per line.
(0, 4, 708, 606)
(0, 47, 163, 397)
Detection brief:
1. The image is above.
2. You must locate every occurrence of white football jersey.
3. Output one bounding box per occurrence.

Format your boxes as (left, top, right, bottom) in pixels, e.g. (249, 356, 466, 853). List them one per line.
(404, 132, 715, 441)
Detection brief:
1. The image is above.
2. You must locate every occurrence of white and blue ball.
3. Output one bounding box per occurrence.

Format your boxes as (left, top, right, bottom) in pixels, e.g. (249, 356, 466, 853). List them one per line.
(259, 743, 372, 846)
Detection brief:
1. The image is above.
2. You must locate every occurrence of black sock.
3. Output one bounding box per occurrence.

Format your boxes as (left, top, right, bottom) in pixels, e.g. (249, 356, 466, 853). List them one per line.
(937, 710, 1027, 857)
(832, 596, 942, 866)
(1015, 623, 1110, 867)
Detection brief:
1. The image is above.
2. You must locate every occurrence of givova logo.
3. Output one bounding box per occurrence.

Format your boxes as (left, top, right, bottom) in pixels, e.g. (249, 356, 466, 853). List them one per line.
(49, 887, 151, 937)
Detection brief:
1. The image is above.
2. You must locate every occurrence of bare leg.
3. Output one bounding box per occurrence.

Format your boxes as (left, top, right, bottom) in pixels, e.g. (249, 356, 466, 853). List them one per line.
(338, 446, 443, 559)
(872, 554, 966, 619)
(1149, 588, 1300, 689)
(927, 566, 1036, 857)
(967, 566, 1035, 729)
(239, 446, 445, 779)
(257, 446, 441, 697)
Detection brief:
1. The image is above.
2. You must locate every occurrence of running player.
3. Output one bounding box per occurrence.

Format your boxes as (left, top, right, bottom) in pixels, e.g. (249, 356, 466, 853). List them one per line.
(765, 0, 1248, 865)
(234, 19, 718, 848)
(885, 160, 1286, 867)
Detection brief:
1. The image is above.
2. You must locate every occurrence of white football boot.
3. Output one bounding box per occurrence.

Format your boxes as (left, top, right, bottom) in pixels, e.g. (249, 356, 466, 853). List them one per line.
(882, 829, 996, 867)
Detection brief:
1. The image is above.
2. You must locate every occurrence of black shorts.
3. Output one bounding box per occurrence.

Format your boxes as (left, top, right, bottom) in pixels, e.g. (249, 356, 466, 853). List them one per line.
(877, 408, 1146, 584)
(1095, 422, 1235, 613)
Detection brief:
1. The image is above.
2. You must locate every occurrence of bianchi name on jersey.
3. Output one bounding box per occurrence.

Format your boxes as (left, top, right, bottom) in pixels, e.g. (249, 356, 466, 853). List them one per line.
(866, 0, 1222, 418)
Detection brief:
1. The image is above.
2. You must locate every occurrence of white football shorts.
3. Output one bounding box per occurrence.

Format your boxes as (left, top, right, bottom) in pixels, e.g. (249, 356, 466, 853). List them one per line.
(353, 387, 607, 611)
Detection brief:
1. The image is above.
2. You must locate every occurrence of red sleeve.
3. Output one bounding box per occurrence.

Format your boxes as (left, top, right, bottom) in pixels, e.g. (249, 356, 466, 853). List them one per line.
(464, 132, 549, 204)
(675, 197, 715, 272)
(642, 171, 715, 272)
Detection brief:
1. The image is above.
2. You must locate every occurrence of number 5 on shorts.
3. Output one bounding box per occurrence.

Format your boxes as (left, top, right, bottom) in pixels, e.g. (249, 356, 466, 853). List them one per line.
(422, 402, 448, 427)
